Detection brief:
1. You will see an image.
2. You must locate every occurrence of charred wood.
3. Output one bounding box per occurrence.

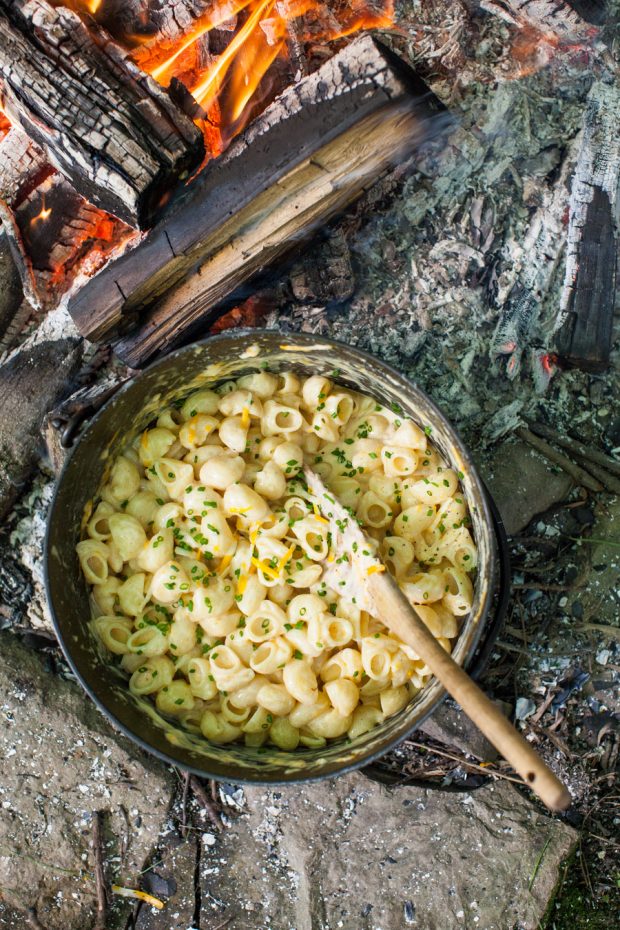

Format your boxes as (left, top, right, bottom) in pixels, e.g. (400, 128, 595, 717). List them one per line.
(476, 0, 600, 39)
(67, 36, 446, 366)
(92, 0, 213, 43)
(0, 335, 83, 521)
(0, 200, 40, 310)
(0, 0, 205, 228)
(0, 232, 24, 344)
(491, 149, 576, 379)
(289, 228, 355, 305)
(0, 125, 52, 209)
(554, 81, 619, 372)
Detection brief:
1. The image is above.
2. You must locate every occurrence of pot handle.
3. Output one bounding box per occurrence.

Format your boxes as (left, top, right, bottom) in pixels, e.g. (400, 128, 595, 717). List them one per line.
(51, 378, 130, 449)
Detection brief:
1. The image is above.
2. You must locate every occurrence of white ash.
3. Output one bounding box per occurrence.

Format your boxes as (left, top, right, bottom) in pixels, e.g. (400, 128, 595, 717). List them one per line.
(9, 471, 55, 632)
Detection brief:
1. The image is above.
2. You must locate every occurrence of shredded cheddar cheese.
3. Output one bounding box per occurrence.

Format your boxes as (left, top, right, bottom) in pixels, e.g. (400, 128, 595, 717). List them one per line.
(312, 504, 329, 525)
(237, 575, 248, 595)
(251, 556, 280, 580)
(217, 554, 233, 575)
(277, 544, 296, 573)
(241, 405, 251, 428)
(366, 565, 386, 576)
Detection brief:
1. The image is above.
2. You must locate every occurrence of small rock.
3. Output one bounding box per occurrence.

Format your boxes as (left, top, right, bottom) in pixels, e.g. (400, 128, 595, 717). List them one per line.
(483, 440, 573, 535)
(199, 771, 576, 930)
(515, 697, 537, 720)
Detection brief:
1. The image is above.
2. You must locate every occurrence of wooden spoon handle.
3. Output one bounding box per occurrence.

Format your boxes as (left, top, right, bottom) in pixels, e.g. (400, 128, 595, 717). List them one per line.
(369, 572, 571, 812)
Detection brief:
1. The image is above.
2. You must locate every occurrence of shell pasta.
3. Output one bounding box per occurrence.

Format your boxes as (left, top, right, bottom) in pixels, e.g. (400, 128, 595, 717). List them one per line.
(78, 371, 477, 751)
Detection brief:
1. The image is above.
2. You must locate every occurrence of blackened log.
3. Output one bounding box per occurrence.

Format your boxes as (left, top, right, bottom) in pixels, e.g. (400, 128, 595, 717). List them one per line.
(88, 0, 213, 43)
(0, 125, 53, 208)
(554, 81, 619, 372)
(0, 334, 83, 520)
(67, 36, 447, 366)
(0, 0, 205, 228)
(289, 228, 355, 305)
(0, 232, 24, 342)
(0, 200, 40, 310)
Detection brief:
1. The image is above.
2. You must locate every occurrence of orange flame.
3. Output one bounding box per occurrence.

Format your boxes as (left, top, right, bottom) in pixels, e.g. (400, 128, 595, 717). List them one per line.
(133, 0, 394, 156)
(30, 197, 53, 227)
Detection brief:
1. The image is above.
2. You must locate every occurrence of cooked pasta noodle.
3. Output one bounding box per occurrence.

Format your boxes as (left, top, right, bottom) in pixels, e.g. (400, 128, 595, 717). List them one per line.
(80, 370, 477, 751)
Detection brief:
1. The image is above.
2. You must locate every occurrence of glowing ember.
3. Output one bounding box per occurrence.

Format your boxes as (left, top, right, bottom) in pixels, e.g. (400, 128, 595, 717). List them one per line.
(30, 198, 52, 227)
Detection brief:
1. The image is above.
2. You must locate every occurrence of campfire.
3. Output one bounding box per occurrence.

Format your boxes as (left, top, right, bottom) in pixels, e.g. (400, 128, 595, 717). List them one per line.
(0, 0, 431, 363)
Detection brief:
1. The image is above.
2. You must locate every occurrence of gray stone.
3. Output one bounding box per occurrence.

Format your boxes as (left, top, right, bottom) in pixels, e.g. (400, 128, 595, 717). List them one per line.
(418, 698, 499, 761)
(483, 440, 574, 535)
(0, 632, 175, 929)
(197, 771, 576, 930)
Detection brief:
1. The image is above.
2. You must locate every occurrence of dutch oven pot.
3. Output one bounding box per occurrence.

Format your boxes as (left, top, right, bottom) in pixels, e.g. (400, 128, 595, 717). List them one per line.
(46, 330, 499, 783)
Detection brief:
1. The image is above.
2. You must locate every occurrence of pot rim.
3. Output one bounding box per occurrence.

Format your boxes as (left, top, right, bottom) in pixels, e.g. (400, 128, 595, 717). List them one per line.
(45, 328, 498, 783)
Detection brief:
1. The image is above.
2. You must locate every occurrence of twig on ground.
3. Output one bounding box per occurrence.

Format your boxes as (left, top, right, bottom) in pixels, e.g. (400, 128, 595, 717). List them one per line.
(526, 420, 620, 478)
(189, 776, 224, 832)
(512, 582, 583, 592)
(211, 917, 233, 930)
(180, 771, 191, 839)
(404, 740, 527, 786)
(569, 458, 620, 495)
(516, 427, 603, 492)
(92, 810, 108, 930)
(577, 623, 620, 641)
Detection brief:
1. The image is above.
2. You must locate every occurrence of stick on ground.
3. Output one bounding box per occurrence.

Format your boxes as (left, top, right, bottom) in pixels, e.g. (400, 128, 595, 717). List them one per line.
(516, 427, 603, 493)
(189, 775, 223, 832)
(92, 810, 108, 930)
(526, 420, 620, 478)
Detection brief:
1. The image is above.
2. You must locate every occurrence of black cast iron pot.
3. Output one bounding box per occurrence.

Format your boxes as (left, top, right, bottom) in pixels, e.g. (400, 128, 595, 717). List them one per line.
(46, 331, 502, 783)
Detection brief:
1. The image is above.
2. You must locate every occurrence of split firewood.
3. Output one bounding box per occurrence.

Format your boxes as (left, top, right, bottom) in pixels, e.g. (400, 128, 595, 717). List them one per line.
(0, 0, 205, 228)
(67, 36, 447, 366)
(553, 81, 619, 372)
(0, 327, 83, 520)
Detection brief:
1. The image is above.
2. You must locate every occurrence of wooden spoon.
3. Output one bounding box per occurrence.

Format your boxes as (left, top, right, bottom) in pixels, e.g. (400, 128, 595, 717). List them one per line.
(303, 466, 571, 812)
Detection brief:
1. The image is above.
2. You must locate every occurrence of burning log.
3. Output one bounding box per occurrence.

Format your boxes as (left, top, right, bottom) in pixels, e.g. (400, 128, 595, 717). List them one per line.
(0, 0, 205, 228)
(67, 36, 446, 366)
(13, 174, 136, 307)
(0, 124, 55, 308)
(0, 124, 52, 208)
(554, 81, 619, 372)
(0, 232, 24, 344)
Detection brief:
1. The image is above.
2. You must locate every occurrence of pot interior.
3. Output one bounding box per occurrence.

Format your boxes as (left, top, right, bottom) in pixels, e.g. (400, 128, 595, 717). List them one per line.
(46, 330, 496, 782)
